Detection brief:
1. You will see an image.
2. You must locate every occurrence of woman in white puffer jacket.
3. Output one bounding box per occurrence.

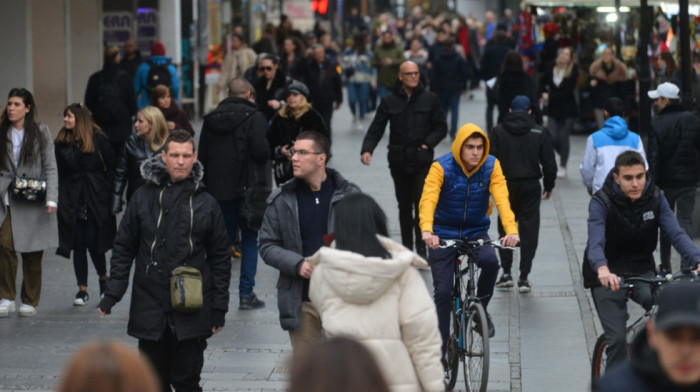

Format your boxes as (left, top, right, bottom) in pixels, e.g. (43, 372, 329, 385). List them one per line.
(308, 193, 444, 392)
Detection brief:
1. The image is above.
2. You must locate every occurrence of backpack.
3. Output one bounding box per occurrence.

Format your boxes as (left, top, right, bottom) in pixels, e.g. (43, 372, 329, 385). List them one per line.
(97, 72, 126, 124)
(145, 60, 172, 99)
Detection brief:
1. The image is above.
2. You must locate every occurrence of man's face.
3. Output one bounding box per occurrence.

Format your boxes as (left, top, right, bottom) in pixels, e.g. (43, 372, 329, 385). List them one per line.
(291, 139, 325, 181)
(258, 59, 277, 81)
(648, 323, 700, 386)
(161, 141, 197, 183)
(231, 36, 242, 50)
(398, 63, 420, 90)
(382, 32, 393, 45)
(613, 164, 646, 202)
(460, 136, 485, 171)
(313, 47, 325, 63)
(124, 40, 136, 56)
(654, 97, 670, 113)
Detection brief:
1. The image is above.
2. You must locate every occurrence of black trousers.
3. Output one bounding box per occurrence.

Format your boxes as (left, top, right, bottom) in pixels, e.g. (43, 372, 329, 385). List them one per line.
(497, 180, 542, 279)
(73, 217, 107, 287)
(316, 104, 334, 137)
(390, 167, 430, 255)
(485, 86, 496, 133)
(139, 327, 208, 392)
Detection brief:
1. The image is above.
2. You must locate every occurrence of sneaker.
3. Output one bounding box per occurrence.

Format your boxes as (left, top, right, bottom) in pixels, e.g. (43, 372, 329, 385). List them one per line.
(518, 279, 531, 293)
(19, 304, 36, 317)
(239, 293, 265, 310)
(473, 312, 496, 338)
(556, 168, 567, 178)
(99, 279, 108, 298)
(496, 273, 514, 288)
(0, 299, 16, 318)
(74, 291, 89, 306)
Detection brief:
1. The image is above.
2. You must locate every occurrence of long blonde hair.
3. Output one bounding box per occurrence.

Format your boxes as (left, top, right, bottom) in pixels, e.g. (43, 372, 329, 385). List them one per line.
(279, 95, 312, 120)
(555, 47, 575, 78)
(139, 106, 169, 152)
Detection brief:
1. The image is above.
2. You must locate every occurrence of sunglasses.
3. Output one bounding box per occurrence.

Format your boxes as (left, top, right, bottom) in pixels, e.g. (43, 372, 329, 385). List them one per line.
(258, 66, 274, 72)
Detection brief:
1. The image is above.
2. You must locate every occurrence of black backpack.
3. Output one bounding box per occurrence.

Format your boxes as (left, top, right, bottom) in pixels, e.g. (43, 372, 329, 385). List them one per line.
(145, 60, 172, 98)
(97, 72, 126, 124)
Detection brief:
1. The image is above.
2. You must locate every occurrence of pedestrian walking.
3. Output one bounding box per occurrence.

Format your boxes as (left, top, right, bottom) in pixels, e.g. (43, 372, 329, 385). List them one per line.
(494, 50, 539, 127)
(489, 96, 557, 292)
(371, 31, 405, 99)
(301, 44, 342, 134)
(430, 37, 469, 139)
(55, 103, 117, 306)
(361, 61, 447, 259)
(119, 39, 143, 79)
(149, 84, 194, 135)
(0, 88, 59, 318)
(480, 30, 512, 132)
(589, 47, 628, 129)
(280, 36, 306, 81)
(98, 130, 232, 392)
(253, 54, 292, 121)
(134, 41, 180, 109)
(199, 77, 269, 310)
(342, 34, 376, 131)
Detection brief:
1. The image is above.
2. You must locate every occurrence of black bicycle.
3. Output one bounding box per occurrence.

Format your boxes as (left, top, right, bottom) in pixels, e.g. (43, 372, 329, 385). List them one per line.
(440, 238, 515, 392)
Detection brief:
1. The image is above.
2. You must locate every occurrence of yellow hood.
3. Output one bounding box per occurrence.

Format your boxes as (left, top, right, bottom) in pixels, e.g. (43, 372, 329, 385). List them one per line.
(451, 123, 490, 176)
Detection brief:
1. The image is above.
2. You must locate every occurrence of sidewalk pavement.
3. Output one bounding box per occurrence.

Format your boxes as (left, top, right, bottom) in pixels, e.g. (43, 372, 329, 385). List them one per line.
(0, 87, 688, 392)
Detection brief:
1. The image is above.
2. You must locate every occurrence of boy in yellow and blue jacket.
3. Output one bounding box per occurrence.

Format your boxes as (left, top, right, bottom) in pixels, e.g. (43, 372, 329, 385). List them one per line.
(419, 123, 519, 346)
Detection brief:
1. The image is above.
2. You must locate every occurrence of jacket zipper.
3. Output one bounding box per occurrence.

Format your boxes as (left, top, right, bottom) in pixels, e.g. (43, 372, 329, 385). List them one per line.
(147, 186, 166, 274)
(460, 176, 471, 239)
(187, 181, 200, 261)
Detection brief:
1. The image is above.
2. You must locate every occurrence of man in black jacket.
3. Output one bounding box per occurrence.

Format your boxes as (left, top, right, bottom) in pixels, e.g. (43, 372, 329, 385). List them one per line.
(490, 96, 557, 292)
(98, 131, 231, 392)
(302, 44, 342, 134)
(199, 77, 269, 310)
(361, 61, 447, 258)
(648, 82, 700, 275)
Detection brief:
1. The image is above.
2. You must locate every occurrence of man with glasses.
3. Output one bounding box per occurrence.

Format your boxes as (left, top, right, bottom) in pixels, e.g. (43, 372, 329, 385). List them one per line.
(362, 60, 447, 259)
(259, 131, 360, 354)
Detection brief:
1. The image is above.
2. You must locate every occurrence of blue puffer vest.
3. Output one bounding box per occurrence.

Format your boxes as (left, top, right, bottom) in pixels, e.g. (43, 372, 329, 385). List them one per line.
(433, 154, 495, 240)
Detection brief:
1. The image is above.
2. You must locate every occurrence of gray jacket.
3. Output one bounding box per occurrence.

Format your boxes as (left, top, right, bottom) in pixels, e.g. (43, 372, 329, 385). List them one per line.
(0, 124, 58, 252)
(258, 168, 360, 331)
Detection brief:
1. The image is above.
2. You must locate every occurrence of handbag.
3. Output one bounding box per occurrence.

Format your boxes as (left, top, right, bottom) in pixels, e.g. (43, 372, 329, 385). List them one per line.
(170, 266, 203, 313)
(11, 176, 46, 202)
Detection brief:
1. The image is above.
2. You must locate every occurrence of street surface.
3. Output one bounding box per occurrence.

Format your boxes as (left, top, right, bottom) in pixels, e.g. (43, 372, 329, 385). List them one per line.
(0, 88, 688, 391)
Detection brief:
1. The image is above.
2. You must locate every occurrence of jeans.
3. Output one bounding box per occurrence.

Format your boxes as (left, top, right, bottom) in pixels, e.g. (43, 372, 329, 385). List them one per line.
(429, 233, 500, 350)
(547, 117, 574, 168)
(73, 217, 107, 287)
(497, 180, 542, 279)
(377, 85, 392, 99)
(390, 167, 430, 255)
(347, 81, 370, 120)
(139, 327, 207, 392)
(438, 92, 461, 138)
(659, 187, 696, 271)
(218, 199, 259, 298)
(316, 104, 334, 136)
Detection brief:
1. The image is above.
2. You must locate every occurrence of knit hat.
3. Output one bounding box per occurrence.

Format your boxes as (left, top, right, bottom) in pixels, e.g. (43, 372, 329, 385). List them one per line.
(151, 41, 166, 56)
(286, 82, 310, 99)
(510, 95, 531, 112)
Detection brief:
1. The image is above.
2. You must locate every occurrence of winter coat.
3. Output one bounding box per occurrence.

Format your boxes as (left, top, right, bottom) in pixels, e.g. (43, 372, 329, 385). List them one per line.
(280, 52, 306, 81)
(254, 69, 292, 121)
(494, 68, 539, 125)
(489, 112, 557, 192)
(341, 48, 376, 85)
(84, 63, 138, 144)
(648, 104, 700, 188)
(267, 107, 330, 157)
(540, 64, 579, 120)
(479, 43, 511, 81)
(593, 326, 700, 392)
(199, 97, 269, 201)
(301, 58, 343, 108)
(589, 58, 628, 108)
(258, 169, 361, 331)
(55, 132, 117, 258)
(120, 51, 142, 78)
(159, 103, 194, 136)
(371, 41, 406, 88)
(579, 116, 647, 193)
(134, 56, 180, 109)
(0, 124, 58, 252)
(362, 81, 447, 174)
(430, 49, 469, 94)
(419, 124, 517, 240)
(218, 47, 257, 89)
(98, 156, 231, 341)
(111, 133, 162, 213)
(308, 236, 443, 392)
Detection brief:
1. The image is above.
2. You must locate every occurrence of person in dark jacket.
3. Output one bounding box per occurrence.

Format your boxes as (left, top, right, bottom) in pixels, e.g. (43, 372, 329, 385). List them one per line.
(280, 37, 306, 81)
(150, 85, 194, 136)
(85, 45, 138, 155)
(430, 37, 469, 139)
(583, 151, 700, 371)
(199, 77, 269, 310)
(490, 96, 556, 292)
(361, 61, 447, 259)
(98, 130, 231, 392)
(495, 50, 539, 127)
(111, 106, 169, 213)
(647, 82, 700, 275)
(254, 54, 292, 121)
(55, 104, 116, 306)
(301, 44, 343, 134)
(480, 30, 513, 132)
(119, 39, 142, 79)
(593, 282, 700, 392)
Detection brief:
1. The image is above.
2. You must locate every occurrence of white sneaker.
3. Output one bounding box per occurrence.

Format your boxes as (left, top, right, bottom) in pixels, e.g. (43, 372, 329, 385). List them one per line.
(556, 168, 567, 178)
(0, 299, 16, 317)
(19, 304, 36, 317)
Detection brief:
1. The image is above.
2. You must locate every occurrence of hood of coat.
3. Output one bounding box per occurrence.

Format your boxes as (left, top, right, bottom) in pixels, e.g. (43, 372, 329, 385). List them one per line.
(140, 154, 204, 186)
(502, 112, 536, 136)
(601, 116, 631, 140)
(451, 123, 490, 176)
(203, 97, 258, 135)
(308, 236, 427, 305)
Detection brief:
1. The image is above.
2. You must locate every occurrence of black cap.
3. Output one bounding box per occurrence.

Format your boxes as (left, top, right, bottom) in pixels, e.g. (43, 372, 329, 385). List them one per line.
(654, 282, 700, 332)
(286, 82, 309, 99)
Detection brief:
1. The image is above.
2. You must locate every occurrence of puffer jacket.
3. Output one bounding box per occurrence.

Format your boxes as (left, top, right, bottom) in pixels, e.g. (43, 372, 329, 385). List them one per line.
(308, 236, 443, 392)
(98, 156, 231, 341)
(648, 104, 700, 188)
(419, 124, 517, 240)
(258, 169, 360, 331)
(111, 133, 162, 213)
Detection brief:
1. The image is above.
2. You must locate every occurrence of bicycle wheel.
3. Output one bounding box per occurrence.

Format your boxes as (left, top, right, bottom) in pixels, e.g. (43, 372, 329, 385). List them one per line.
(463, 301, 489, 392)
(444, 298, 461, 391)
(591, 334, 608, 382)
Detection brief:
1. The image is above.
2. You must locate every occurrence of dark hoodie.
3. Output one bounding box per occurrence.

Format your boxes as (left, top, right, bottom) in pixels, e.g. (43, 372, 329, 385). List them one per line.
(495, 67, 538, 125)
(430, 48, 469, 94)
(489, 112, 556, 192)
(593, 326, 700, 392)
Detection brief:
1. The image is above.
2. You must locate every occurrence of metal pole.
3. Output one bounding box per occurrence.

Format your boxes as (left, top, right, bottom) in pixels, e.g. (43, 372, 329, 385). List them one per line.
(638, 0, 651, 136)
(679, 0, 693, 110)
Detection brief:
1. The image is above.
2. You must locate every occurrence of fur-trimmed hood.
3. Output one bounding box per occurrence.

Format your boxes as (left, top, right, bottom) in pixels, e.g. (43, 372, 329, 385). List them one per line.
(139, 155, 205, 186)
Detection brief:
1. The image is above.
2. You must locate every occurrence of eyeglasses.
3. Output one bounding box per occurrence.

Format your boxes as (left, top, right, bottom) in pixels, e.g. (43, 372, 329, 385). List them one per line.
(258, 66, 274, 71)
(402, 71, 420, 77)
(290, 148, 323, 157)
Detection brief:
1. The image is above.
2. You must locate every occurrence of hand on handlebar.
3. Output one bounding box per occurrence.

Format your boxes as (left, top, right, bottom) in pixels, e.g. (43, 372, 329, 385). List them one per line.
(597, 266, 620, 291)
(500, 234, 520, 248)
(422, 231, 440, 250)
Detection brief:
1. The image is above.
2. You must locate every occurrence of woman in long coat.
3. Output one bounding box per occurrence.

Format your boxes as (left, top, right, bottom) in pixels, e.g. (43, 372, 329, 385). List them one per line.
(0, 88, 59, 318)
(55, 103, 117, 306)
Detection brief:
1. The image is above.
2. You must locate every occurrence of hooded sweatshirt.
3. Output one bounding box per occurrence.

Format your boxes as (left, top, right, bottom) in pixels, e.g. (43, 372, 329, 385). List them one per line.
(308, 236, 443, 392)
(419, 123, 517, 240)
(580, 115, 647, 193)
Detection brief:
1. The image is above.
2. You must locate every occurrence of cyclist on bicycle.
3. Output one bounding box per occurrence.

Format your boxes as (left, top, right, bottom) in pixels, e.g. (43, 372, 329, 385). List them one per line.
(584, 150, 700, 371)
(419, 123, 520, 345)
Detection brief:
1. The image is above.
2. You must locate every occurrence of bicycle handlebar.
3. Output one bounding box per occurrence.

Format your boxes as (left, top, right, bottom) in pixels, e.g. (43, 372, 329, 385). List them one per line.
(618, 270, 700, 289)
(438, 238, 518, 251)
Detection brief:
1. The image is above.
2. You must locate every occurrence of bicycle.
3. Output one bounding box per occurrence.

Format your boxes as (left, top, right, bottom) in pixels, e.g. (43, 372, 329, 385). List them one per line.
(590, 270, 700, 382)
(439, 238, 515, 392)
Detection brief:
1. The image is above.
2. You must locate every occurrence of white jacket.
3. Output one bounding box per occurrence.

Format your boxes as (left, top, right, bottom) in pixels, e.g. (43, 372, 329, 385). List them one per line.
(308, 236, 444, 392)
